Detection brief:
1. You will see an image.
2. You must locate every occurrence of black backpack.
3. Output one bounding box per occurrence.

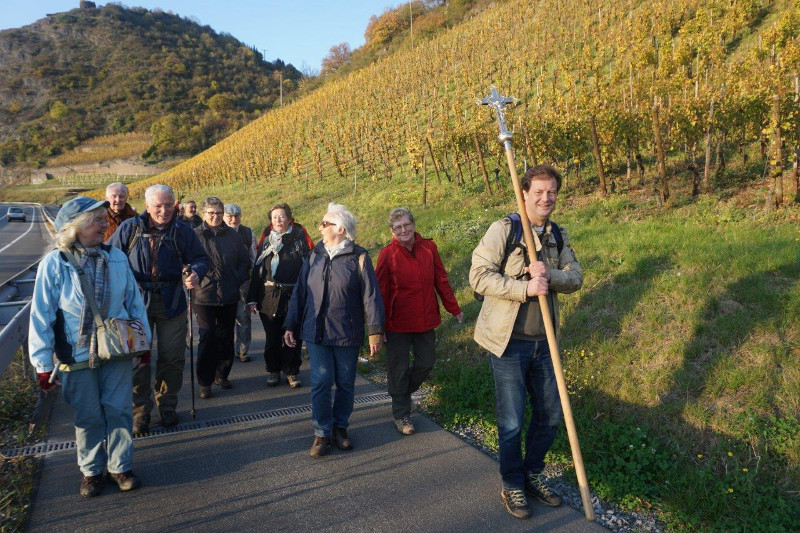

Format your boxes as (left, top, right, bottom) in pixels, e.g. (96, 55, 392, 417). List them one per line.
(473, 213, 563, 301)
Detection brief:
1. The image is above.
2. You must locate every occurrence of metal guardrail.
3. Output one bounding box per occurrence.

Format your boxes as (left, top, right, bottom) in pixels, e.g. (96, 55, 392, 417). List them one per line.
(0, 204, 54, 377)
(0, 301, 31, 376)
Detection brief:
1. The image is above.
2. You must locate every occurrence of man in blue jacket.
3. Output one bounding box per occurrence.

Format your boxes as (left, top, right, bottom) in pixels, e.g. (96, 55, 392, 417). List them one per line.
(108, 184, 210, 435)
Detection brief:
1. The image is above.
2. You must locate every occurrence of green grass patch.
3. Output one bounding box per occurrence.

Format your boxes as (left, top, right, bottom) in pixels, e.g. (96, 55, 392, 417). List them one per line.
(0, 351, 41, 531)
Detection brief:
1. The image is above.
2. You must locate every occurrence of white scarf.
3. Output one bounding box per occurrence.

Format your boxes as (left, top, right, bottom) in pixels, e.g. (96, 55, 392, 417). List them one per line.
(325, 239, 350, 260)
(256, 225, 292, 278)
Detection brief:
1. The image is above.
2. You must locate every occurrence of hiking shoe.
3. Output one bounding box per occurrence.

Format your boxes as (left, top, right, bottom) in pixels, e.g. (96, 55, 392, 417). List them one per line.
(199, 386, 213, 399)
(332, 426, 353, 451)
(215, 377, 233, 389)
(525, 472, 562, 507)
(394, 416, 415, 435)
(287, 374, 302, 388)
(239, 353, 251, 362)
(501, 489, 531, 519)
(132, 415, 149, 437)
(109, 470, 141, 492)
(80, 474, 104, 498)
(160, 410, 178, 427)
(267, 372, 280, 387)
(309, 436, 330, 458)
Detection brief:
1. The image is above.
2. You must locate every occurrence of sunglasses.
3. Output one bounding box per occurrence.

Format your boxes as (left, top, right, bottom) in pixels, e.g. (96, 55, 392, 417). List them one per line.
(320, 220, 338, 228)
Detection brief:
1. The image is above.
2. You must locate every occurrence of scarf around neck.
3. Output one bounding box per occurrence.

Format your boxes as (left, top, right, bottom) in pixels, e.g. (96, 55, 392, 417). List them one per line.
(71, 243, 110, 363)
(325, 239, 350, 260)
(256, 225, 293, 278)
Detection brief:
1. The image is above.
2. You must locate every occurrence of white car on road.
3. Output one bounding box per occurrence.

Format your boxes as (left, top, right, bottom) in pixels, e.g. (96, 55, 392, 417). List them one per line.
(7, 207, 26, 222)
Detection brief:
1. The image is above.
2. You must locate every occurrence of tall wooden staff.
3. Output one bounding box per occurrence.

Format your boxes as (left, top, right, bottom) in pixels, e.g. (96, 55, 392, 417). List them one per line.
(479, 86, 594, 521)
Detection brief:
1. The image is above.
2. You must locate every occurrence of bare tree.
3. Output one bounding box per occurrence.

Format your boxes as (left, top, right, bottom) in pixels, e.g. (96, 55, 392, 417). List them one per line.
(321, 43, 352, 76)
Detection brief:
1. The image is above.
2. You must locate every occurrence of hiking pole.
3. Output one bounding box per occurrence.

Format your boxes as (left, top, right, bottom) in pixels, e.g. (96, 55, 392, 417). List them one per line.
(479, 86, 594, 521)
(184, 268, 197, 420)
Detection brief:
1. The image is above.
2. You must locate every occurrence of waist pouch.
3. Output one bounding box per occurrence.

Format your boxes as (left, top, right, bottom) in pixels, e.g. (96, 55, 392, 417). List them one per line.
(262, 281, 294, 320)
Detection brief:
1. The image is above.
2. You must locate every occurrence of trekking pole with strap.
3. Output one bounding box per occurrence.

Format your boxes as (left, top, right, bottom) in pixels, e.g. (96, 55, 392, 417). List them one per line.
(183, 267, 197, 419)
(479, 86, 594, 521)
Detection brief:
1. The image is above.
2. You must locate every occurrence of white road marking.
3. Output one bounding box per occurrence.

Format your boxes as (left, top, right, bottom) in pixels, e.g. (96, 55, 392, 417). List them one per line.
(0, 206, 37, 254)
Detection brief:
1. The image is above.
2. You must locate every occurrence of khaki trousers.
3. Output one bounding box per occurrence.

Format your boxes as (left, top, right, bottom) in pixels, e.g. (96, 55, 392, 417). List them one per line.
(133, 293, 187, 419)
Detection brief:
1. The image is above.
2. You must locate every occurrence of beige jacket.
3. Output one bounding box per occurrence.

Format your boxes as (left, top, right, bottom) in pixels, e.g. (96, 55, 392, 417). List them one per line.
(469, 217, 583, 357)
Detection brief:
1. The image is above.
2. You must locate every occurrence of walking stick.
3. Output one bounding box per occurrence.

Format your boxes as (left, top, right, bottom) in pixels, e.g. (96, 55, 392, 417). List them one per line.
(479, 86, 595, 521)
(184, 271, 197, 420)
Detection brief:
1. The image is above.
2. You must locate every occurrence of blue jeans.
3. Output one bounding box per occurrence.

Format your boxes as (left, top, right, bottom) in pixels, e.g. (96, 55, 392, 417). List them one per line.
(489, 338, 562, 490)
(61, 359, 134, 477)
(306, 343, 360, 437)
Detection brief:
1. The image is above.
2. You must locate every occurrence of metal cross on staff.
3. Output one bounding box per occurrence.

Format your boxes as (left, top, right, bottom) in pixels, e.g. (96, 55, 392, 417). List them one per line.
(479, 86, 595, 522)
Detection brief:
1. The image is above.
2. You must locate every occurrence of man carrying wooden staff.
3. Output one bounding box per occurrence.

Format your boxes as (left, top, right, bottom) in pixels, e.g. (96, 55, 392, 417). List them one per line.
(470, 87, 590, 521)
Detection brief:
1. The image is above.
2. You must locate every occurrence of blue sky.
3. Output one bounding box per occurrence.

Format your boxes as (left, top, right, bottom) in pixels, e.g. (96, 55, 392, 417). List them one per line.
(0, 1, 396, 72)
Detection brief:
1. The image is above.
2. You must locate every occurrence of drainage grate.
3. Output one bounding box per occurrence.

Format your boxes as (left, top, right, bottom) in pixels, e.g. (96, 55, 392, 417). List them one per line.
(3, 391, 424, 459)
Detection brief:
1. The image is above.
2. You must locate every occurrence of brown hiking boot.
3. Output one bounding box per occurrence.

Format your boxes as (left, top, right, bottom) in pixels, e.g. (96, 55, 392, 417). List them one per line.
(109, 470, 141, 492)
(309, 436, 330, 458)
(215, 377, 232, 389)
(80, 474, 104, 498)
(287, 374, 302, 388)
(501, 489, 531, 519)
(394, 416, 415, 435)
(238, 353, 251, 362)
(332, 426, 353, 451)
(132, 415, 149, 437)
(524, 472, 562, 507)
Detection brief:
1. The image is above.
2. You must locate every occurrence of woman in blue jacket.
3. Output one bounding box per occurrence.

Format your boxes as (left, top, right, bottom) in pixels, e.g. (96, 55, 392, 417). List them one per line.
(29, 197, 151, 498)
(284, 203, 384, 458)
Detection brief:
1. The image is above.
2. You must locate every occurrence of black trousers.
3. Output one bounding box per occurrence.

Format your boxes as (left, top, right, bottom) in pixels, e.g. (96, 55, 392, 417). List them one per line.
(385, 330, 436, 419)
(259, 312, 301, 375)
(194, 303, 237, 386)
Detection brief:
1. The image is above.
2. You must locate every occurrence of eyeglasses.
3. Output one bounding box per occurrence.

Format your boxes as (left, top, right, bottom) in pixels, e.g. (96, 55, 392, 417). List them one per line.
(391, 222, 414, 232)
(91, 216, 109, 225)
(320, 220, 338, 228)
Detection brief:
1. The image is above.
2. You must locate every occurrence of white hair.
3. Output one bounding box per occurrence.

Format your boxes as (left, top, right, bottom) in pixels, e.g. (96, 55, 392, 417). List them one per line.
(54, 207, 105, 251)
(326, 202, 357, 241)
(105, 182, 129, 197)
(144, 184, 175, 204)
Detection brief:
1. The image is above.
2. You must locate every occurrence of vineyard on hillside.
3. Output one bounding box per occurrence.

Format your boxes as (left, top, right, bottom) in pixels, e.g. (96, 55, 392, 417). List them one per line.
(130, 0, 799, 209)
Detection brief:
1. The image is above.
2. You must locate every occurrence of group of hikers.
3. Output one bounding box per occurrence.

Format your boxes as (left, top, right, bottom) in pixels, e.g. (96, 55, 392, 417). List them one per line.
(27, 163, 583, 521)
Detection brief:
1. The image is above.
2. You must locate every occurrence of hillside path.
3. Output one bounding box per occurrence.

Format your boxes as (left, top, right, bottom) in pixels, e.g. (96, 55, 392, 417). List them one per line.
(26, 321, 604, 532)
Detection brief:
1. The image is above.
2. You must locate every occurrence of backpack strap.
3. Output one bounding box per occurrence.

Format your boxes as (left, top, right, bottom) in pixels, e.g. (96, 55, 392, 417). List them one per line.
(126, 220, 143, 256)
(128, 219, 182, 261)
(499, 213, 526, 274)
(550, 221, 564, 255)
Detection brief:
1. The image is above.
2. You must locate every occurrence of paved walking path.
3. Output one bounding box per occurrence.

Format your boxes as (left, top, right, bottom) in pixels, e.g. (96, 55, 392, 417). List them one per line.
(27, 324, 605, 532)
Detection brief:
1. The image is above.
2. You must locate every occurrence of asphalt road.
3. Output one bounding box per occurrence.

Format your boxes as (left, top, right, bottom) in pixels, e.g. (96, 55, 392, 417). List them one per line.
(0, 203, 53, 286)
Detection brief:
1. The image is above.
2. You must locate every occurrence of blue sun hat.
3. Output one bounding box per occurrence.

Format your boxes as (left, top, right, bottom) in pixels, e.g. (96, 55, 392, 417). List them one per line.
(54, 196, 109, 231)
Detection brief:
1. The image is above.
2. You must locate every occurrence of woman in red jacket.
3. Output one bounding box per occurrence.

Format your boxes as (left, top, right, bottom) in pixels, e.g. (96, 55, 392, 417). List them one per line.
(376, 207, 463, 436)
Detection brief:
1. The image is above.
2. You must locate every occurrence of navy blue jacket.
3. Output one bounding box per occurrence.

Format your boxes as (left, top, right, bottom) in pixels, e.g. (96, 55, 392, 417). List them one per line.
(284, 241, 384, 347)
(108, 213, 210, 319)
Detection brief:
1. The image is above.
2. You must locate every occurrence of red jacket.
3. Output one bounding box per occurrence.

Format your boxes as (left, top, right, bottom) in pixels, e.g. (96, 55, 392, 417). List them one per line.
(376, 233, 461, 333)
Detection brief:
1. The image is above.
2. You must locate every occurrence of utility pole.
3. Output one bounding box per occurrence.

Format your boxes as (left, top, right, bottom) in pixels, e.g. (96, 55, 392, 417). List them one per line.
(279, 70, 283, 107)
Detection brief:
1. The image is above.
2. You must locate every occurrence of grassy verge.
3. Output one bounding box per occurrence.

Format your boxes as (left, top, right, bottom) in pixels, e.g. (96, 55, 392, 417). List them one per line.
(168, 170, 800, 530)
(0, 352, 41, 531)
